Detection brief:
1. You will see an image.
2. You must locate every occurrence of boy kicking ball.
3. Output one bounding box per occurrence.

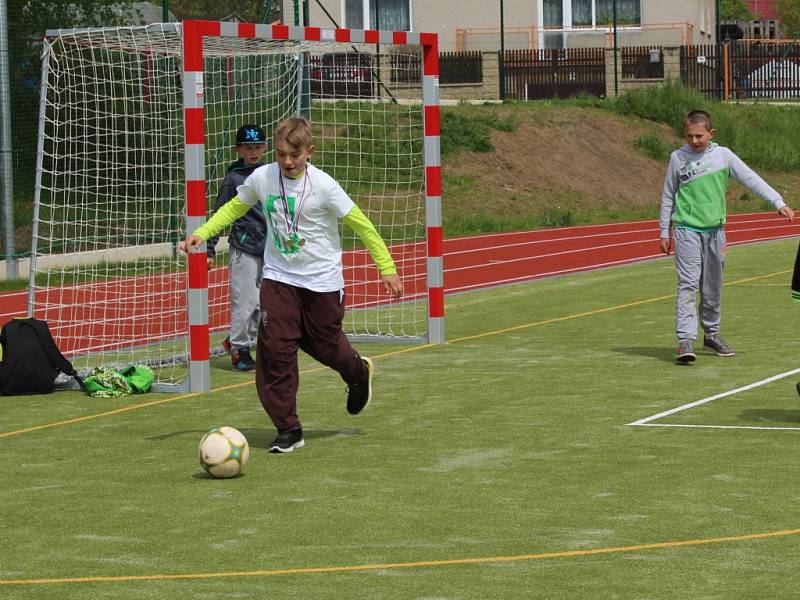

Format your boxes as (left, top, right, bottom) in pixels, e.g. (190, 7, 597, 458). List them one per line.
(181, 117, 403, 453)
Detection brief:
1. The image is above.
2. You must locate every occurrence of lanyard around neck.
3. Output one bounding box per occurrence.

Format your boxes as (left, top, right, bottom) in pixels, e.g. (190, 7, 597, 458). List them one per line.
(278, 170, 309, 236)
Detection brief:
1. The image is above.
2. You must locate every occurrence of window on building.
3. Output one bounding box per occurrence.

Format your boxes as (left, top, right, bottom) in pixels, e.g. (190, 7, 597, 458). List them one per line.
(572, 0, 592, 27)
(344, 0, 364, 29)
(545, 0, 641, 29)
(343, 0, 411, 30)
(595, 0, 641, 26)
(543, 0, 564, 28)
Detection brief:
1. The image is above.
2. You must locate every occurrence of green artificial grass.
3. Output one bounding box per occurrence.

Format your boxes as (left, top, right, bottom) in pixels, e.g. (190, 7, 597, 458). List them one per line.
(2, 239, 800, 598)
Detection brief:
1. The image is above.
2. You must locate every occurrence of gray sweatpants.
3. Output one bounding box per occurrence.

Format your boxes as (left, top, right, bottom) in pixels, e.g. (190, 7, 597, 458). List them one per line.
(228, 249, 262, 350)
(673, 227, 726, 341)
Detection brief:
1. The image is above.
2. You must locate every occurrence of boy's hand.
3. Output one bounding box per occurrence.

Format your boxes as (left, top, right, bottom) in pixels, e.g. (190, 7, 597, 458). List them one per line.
(659, 237, 673, 255)
(381, 274, 403, 300)
(179, 234, 205, 254)
(778, 205, 795, 222)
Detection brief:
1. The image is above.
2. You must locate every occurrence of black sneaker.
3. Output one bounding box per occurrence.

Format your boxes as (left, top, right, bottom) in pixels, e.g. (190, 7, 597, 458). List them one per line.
(232, 348, 256, 371)
(676, 339, 696, 363)
(269, 429, 304, 453)
(346, 357, 373, 415)
(703, 334, 735, 357)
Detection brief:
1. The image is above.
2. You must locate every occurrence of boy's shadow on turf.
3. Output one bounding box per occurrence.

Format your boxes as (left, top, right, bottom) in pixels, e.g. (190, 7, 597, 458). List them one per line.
(239, 427, 365, 450)
(613, 346, 679, 363)
(738, 409, 800, 424)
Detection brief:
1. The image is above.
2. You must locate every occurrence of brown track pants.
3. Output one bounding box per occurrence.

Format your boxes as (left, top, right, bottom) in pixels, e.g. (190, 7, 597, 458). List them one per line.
(255, 279, 366, 433)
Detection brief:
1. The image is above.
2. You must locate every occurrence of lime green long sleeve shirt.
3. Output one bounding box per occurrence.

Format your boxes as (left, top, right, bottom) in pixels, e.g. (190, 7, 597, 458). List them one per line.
(193, 196, 397, 275)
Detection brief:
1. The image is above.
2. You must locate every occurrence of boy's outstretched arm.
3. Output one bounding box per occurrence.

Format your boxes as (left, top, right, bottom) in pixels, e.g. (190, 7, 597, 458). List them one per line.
(728, 150, 792, 220)
(342, 205, 403, 300)
(179, 196, 252, 254)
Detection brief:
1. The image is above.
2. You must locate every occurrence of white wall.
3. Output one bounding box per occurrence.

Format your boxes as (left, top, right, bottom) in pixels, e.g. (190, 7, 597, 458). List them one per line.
(277, 1, 716, 49)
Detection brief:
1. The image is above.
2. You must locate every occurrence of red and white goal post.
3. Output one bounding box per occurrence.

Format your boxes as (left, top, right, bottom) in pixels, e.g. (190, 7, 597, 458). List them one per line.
(31, 21, 443, 393)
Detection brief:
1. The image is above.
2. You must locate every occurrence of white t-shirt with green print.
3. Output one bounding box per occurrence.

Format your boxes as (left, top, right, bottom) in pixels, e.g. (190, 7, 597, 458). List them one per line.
(236, 163, 355, 292)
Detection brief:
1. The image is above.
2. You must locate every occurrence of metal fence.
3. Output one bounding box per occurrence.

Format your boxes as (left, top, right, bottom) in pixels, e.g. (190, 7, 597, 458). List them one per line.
(680, 41, 800, 100)
(391, 49, 483, 85)
(727, 40, 800, 99)
(680, 44, 722, 99)
(504, 48, 606, 100)
(441, 50, 483, 84)
(622, 46, 664, 79)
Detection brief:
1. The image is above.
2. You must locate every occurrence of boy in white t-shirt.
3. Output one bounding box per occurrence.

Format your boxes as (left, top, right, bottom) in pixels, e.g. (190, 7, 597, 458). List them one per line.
(181, 117, 403, 453)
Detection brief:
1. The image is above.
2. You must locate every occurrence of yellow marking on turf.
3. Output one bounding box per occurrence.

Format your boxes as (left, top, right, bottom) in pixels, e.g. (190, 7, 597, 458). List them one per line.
(2, 527, 799, 586)
(446, 294, 674, 344)
(0, 269, 788, 440)
(0, 376, 305, 439)
(0, 393, 205, 439)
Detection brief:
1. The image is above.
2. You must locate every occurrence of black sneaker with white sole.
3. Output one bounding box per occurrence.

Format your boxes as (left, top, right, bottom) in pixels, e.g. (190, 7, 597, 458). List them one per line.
(269, 429, 305, 453)
(346, 357, 373, 415)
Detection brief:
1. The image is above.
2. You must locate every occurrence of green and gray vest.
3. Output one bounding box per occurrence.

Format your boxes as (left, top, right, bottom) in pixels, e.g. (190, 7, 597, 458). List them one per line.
(659, 142, 785, 238)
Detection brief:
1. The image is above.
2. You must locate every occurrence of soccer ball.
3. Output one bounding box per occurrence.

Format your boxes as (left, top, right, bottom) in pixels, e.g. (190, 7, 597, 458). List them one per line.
(198, 426, 250, 478)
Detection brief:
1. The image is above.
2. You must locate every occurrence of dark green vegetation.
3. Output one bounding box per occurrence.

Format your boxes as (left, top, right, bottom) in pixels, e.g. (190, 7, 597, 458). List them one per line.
(2, 239, 800, 598)
(614, 81, 800, 171)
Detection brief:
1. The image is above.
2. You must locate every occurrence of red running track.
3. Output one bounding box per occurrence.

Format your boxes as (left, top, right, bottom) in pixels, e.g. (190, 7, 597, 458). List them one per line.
(2, 212, 797, 347)
(442, 212, 799, 294)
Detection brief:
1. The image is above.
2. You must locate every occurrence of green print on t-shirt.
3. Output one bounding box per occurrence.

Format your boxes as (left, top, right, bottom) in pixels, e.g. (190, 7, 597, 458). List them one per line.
(265, 193, 302, 255)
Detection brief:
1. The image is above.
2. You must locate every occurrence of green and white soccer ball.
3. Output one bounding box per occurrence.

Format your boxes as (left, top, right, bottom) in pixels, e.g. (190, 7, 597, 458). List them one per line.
(198, 426, 250, 478)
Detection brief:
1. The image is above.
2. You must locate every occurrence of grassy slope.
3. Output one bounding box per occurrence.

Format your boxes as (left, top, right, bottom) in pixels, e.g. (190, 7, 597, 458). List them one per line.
(9, 88, 800, 249)
(440, 89, 800, 236)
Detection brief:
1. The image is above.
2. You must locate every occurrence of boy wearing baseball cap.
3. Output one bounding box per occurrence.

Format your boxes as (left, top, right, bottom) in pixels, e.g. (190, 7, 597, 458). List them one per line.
(206, 124, 268, 370)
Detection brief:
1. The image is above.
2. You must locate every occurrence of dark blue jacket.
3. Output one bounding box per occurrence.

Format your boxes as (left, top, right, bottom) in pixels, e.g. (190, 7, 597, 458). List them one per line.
(207, 159, 267, 260)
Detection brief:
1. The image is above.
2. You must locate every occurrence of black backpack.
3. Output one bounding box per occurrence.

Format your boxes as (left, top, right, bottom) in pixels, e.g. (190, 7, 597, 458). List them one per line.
(0, 318, 84, 395)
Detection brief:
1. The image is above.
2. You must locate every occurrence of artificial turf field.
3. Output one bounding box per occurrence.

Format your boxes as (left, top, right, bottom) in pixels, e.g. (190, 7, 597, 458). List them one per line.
(2, 238, 800, 599)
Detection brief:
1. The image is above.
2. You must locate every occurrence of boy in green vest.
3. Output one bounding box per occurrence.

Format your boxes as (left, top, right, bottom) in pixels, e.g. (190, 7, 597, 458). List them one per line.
(659, 110, 794, 363)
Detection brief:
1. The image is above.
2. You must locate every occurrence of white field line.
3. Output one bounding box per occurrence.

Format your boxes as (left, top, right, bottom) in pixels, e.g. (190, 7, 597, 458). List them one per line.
(632, 423, 800, 431)
(629, 368, 800, 428)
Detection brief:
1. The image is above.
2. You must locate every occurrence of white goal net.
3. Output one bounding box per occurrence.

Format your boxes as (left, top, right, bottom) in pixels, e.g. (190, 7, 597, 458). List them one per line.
(31, 22, 440, 391)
